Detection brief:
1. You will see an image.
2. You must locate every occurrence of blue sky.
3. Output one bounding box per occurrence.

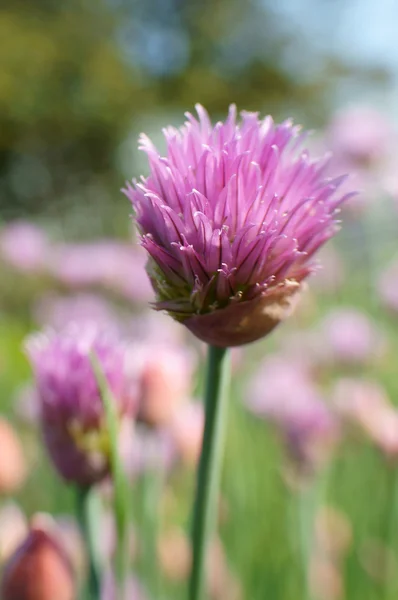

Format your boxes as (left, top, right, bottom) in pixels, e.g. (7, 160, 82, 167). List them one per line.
(274, 0, 398, 108)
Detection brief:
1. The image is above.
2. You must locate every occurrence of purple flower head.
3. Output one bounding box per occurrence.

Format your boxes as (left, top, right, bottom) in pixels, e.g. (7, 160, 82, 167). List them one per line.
(0, 221, 49, 273)
(320, 308, 385, 366)
(327, 106, 393, 166)
(25, 324, 136, 487)
(124, 105, 354, 347)
(33, 293, 123, 333)
(246, 355, 338, 474)
(48, 241, 153, 303)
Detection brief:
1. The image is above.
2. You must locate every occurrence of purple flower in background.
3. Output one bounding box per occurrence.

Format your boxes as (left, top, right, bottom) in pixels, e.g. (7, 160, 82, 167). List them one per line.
(327, 106, 392, 166)
(48, 241, 153, 303)
(25, 324, 136, 487)
(32, 293, 122, 333)
(332, 378, 398, 456)
(320, 308, 385, 366)
(124, 105, 354, 347)
(0, 221, 49, 272)
(126, 341, 195, 428)
(0, 514, 75, 600)
(246, 355, 338, 474)
(325, 106, 395, 214)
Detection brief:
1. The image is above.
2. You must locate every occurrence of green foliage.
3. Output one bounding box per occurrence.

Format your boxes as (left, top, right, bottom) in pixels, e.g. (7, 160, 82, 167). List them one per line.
(0, 0, 389, 220)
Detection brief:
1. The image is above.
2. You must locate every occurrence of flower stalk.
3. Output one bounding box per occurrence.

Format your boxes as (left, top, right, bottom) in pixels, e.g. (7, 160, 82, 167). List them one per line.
(91, 352, 130, 599)
(75, 486, 102, 600)
(189, 345, 230, 600)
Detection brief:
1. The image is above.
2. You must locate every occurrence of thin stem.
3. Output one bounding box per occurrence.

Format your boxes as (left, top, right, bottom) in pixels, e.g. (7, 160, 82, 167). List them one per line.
(75, 486, 102, 600)
(295, 465, 331, 600)
(90, 353, 130, 598)
(189, 345, 230, 600)
(384, 464, 398, 599)
(140, 460, 163, 598)
(297, 484, 314, 600)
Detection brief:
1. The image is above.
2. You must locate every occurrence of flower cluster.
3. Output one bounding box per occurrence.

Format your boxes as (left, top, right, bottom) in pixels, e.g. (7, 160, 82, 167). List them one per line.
(125, 104, 353, 346)
(25, 325, 135, 487)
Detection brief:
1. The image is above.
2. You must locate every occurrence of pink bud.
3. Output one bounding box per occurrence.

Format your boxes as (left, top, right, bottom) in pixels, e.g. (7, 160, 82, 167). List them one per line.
(169, 402, 204, 466)
(0, 418, 26, 495)
(0, 515, 76, 600)
(135, 344, 193, 428)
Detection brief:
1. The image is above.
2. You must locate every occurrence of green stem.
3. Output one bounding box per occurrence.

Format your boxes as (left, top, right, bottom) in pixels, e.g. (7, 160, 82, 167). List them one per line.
(75, 486, 102, 600)
(90, 353, 130, 598)
(384, 464, 398, 599)
(189, 345, 230, 600)
(297, 485, 314, 600)
(296, 466, 331, 600)
(140, 459, 162, 598)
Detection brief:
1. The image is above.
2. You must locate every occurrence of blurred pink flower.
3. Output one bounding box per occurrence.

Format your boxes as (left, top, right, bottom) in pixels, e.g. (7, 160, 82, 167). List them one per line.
(280, 329, 331, 372)
(0, 418, 27, 495)
(125, 104, 353, 347)
(0, 514, 75, 600)
(332, 378, 398, 455)
(320, 308, 385, 366)
(246, 355, 338, 473)
(126, 342, 195, 428)
(327, 106, 393, 165)
(169, 401, 204, 467)
(25, 324, 136, 486)
(247, 355, 322, 422)
(325, 106, 395, 214)
(0, 221, 49, 272)
(47, 241, 153, 303)
(32, 292, 123, 332)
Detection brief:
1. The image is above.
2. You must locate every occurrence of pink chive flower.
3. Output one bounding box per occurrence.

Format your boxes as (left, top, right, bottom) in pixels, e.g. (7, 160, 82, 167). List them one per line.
(246, 355, 338, 474)
(32, 293, 125, 335)
(25, 324, 135, 487)
(0, 221, 49, 273)
(124, 104, 354, 347)
(0, 515, 75, 600)
(320, 308, 385, 366)
(126, 342, 195, 428)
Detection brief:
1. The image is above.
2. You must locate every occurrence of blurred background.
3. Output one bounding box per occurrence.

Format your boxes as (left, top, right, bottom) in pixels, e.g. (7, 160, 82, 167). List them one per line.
(2, 1, 398, 599)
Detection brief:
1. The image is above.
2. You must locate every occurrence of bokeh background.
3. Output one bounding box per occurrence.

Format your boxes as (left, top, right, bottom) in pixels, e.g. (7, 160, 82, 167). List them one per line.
(2, 1, 398, 599)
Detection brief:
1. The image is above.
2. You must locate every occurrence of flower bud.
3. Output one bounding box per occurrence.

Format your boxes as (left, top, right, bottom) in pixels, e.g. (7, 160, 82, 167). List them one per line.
(0, 515, 75, 600)
(25, 324, 135, 487)
(0, 418, 26, 495)
(133, 344, 193, 427)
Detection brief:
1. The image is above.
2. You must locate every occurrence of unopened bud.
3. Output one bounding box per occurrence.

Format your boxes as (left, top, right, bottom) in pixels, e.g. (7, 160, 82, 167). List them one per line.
(0, 515, 76, 600)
